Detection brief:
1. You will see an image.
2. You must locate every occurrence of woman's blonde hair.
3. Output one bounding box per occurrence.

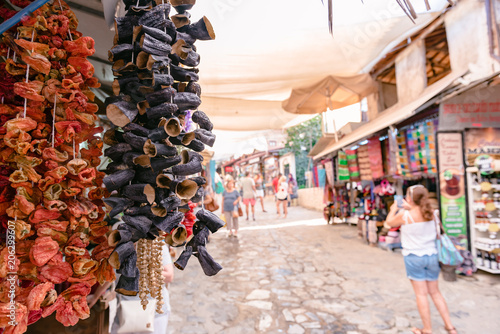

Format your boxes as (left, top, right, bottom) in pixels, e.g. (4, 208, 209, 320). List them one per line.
(279, 176, 286, 183)
(407, 185, 433, 221)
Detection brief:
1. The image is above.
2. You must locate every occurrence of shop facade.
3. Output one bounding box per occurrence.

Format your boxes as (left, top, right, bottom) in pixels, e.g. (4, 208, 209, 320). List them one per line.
(221, 150, 281, 195)
(438, 84, 500, 274)
(309, 0, 500, 271)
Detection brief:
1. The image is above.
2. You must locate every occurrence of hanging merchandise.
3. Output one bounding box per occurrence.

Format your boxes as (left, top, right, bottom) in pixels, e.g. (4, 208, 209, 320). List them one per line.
(406, 125, 420, 173)
(0, 1, 116, 332)
(396, 129, 410, 176)
(337, 150, 350, 182)
(103, 0, 224, 310)
(357, 144, 372, 181)
(345, 149, 360, 182)
(401, 118, 438, 176)
(367, 137, 384, 179)
(358, 145, 373, 181)
(323, 158, 335, 187)
(424, 119, 438, 174)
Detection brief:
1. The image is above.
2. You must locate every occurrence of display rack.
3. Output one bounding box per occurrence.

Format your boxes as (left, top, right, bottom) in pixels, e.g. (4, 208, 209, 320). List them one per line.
(467, 167, 500, 274)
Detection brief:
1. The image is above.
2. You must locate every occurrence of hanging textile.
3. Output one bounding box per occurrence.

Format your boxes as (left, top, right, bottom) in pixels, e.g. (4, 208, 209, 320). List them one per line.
(337, 150, 350, 181)
(323, 159, 335, 186)
(368, 137, 384, 179)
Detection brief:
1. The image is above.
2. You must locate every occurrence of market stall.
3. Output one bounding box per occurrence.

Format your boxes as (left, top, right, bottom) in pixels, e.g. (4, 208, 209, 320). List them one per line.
(317, 111, 440, 250)
(438, 83, 500, 274)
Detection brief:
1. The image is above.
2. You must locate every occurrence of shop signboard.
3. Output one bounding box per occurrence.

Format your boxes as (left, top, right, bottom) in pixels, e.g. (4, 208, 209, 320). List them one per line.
(437, 132, 469, 248)
(439, 85, 500, 131)
(464, 128, 500, 167)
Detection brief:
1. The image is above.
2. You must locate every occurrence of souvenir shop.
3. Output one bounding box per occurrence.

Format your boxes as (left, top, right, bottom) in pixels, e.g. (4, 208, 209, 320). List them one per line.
(319, 111, 440, 249)
(438, 84, 500, 274)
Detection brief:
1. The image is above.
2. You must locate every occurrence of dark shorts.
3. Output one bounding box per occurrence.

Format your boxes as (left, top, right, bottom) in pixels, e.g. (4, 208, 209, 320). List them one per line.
(404, 253, 440, 281)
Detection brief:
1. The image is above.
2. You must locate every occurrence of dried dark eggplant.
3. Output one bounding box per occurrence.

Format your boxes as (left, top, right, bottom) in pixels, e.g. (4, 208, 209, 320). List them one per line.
(171, 0, 196, 13)
(192, 110, 213, 131)
(104, 169, 136, 192)
(143, 139, 177, 157)
(186, 139, 205, 152)
(123, 132, 149, 151)
(114, 15, 139, 45)
(152, 72, 174, 88)
(134, 166, 158, 185)
(174, 92, 201, 110)
(103, 128, 125, 146)
(122, 123, 150, 137)
(161, 117, 182, 137)
(176, 81, 201, 96)
(134, 25, 172, 44)
(171, 12, 191, 29)
(109, 44, 134, 62)
(150, 155, 182, 173)
(178, 16, 216, 41)
(170, 64, 199, 82)
(104, 143, 133, 161)
(146, 88, 177, 107)
(138, 4, 171, 29)
(122, 184, 156, 204)
(146, 102, 178, 120)
(106, 100, 139, 127)
(112, 76, 140, 96)
(148, 127, 168, 142)
(140, 34, 172, 56)
(194, 129, 215, 147)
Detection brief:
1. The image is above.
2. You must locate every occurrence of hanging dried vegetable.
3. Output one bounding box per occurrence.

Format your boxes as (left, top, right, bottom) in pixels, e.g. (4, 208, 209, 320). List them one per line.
(0, 1, 114, 332)
(104, 0, 224, 311)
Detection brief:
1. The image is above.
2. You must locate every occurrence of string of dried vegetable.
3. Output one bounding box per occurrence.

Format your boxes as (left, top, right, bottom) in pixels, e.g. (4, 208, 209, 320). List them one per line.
(104, 0, 227, 313)
(0, 1, 115, 333)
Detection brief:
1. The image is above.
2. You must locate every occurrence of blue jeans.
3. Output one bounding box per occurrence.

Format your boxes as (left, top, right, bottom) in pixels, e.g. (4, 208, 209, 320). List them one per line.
(404, 253, 440, 281)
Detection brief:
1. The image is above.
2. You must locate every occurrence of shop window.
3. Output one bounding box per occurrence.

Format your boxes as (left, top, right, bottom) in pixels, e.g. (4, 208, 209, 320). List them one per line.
(424, 23, 451, 86)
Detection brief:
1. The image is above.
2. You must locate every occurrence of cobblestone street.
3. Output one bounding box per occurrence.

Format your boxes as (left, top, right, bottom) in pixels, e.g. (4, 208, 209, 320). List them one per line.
(168, 201, 500, 334)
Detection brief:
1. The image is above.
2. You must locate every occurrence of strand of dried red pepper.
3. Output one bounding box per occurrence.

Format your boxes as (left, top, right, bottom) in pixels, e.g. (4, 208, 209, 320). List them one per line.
(22, 30, 35, 118)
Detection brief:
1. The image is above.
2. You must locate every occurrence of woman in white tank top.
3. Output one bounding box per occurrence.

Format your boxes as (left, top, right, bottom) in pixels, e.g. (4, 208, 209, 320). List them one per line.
(386, 185, 457, 334)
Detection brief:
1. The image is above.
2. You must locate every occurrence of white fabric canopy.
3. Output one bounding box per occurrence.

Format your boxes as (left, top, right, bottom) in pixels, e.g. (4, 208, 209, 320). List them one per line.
(282, 74, 376, 114)
(73, 0, 450, 130)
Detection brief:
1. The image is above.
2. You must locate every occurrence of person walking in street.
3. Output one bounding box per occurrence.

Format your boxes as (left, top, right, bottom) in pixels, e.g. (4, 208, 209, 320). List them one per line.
(254, 173, 267, 213)
(272, 173, 282, 214)
(240, 172, 257, 221)
(288, 173, 298, 206)
(213, 169, 225, 208)
(386, 185, 457, 334)
(276, 175, 289, 219)
(222, 179, 241, 237)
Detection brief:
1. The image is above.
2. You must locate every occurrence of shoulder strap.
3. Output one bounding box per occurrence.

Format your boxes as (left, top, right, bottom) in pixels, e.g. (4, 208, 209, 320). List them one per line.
(433, 209, 442, 240)
(402, 211, 415, 225)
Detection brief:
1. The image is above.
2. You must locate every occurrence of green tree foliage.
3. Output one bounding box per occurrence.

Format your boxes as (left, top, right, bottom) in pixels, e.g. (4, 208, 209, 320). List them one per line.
(282, 115, 322, 188)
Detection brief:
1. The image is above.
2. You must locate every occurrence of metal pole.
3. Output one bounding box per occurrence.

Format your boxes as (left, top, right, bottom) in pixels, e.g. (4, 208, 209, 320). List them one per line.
(0, 0, 52, 34)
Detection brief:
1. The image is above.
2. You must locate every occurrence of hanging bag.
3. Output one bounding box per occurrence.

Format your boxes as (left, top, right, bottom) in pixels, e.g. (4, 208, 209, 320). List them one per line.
(116, 296, 156, 333)
(434, 211, 464, 267)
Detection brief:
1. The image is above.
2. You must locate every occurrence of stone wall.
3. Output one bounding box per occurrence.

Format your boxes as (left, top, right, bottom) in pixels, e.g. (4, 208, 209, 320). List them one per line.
(297, 187, 324, 211)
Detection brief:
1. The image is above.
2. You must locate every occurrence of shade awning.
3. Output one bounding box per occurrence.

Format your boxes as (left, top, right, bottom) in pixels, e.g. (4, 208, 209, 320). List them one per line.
(312, 71, 464, 160)
(199, 96, 298, 131)
(282, 74, 377, 114)
(70, 0, 450, 131)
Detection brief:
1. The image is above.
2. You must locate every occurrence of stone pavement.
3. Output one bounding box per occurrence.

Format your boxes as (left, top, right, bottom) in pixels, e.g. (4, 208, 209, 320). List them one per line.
(167, 200, 500, 334)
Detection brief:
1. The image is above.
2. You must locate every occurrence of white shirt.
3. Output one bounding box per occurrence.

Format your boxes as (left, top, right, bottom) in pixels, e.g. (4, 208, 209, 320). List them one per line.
(400, 211, 438, 257)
